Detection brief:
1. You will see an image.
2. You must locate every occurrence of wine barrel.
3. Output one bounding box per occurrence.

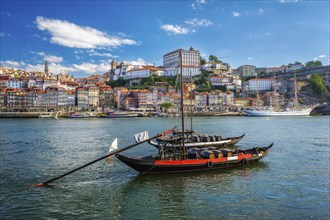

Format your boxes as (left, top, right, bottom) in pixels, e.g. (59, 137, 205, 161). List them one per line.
(192, 135, 200, 142)
(209, 135, 215, 142)
(207, 146, 216, 151)
(220, 150, 233, 157)
(187, 148, 201, 159)
(212, 150, 224, 158)
(200, 136, 210, 142)
(200, 150, 215, 159)
(214, 135, 222, 141)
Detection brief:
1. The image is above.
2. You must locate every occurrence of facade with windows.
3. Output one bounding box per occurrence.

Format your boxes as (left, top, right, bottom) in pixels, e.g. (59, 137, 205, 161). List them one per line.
(237, 65, 256, 78)
(163, 47, 200, 76)
(248, 78, 275, 91)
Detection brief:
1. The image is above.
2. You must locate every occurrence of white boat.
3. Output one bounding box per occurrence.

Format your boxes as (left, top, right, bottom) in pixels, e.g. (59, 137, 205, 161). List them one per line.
(243, 108, 312, 116)
(38, 111, 59, 119)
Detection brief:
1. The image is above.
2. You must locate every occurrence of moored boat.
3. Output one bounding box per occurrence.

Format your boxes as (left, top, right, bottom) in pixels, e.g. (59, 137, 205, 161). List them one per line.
(38, 111, 59, 119)
(116, 143, 273, 174)
(146, 130, 245, 149)
(101, 111, 138, 118)
(68, 112, 96, 118)
(243, 108, 312, 117)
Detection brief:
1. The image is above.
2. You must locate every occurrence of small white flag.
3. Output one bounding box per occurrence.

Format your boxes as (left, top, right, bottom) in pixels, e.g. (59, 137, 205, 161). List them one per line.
(109, 138, 118, 152)
(134, 131, 149, 143)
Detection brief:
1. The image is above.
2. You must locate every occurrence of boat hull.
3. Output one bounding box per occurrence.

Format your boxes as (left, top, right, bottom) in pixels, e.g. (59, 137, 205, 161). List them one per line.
(116, 144, 272, 174)
(244, 109, 312, 117)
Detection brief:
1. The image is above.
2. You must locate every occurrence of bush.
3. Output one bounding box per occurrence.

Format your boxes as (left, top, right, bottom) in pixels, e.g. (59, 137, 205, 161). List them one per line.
(309, 74, 328, 95)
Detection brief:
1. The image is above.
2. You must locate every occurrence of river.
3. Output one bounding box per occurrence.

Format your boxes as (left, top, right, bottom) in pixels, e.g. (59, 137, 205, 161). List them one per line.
(0, 116, 329, 219)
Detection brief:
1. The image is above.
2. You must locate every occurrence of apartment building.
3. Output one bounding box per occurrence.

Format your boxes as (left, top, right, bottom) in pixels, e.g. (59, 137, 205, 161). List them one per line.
(163, 47, 200, 76)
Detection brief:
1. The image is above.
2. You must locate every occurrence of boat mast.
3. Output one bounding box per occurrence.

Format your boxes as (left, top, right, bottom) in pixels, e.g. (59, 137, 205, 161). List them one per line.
(293, 71, 299, 110)
(256, 73, 260, 109)
(190, 70, 193, 132)
(272, 72, 278, 111)
(180, 49, 186, 159)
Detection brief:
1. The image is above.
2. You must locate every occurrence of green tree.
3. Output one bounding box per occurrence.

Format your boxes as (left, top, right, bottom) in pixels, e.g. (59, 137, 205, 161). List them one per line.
(161, 102, 173, 108)
(309, 74, 328, 95)
(200, 57, 206, 65)
(106, 77, 125, 87)
(305, 60, 323, 68)
(209, 55, 220, 63)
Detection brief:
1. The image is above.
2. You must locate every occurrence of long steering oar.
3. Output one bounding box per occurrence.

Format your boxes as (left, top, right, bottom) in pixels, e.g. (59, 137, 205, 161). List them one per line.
(31, 129, 173, 188)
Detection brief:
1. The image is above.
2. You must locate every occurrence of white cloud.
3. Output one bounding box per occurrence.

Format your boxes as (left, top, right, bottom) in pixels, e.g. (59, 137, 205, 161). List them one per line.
(35, 16, 138, 49)
(73, 60, 113, 74)
(313, 55, 327, 61)
(192, 0, 208, 10)
(247, 57, 254, 60)
(32, 51, 63, 63)
(73, 63, 98, 74)
(232, 12, 240, 17)
(185, 18, 213, 27)
(160, 24, 190, 35)
(25, 63, 76, 74)
(32, 34, 47, 41)
(87, 49, 117, 58)
(278, 0, 299, 3)
(125, 58, 152, 66)
(0, 60, 22, 68)
(45, 55, 63, 63)
(258, 8, 264, 15)
(0, 32, 11, 37)
(265, 32, 271, 36)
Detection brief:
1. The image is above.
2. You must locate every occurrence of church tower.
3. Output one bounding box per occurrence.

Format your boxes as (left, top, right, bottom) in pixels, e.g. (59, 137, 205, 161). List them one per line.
(44, 60, 49, 74)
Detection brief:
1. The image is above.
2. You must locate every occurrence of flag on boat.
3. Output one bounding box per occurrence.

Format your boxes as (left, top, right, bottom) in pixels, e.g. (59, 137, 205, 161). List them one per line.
(134, 131, 149, 143)
(109, 138, 118, 152)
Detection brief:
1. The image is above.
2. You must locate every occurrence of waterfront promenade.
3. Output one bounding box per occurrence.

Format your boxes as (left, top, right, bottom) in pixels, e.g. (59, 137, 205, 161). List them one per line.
(0, 110, 246, 118)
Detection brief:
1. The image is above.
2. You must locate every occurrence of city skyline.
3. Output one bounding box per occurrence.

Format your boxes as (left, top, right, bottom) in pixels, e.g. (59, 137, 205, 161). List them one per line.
(0, 0, 329, 77)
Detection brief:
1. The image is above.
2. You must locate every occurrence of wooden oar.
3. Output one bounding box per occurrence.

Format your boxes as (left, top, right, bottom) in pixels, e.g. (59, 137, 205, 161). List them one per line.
(31, 129, 173, 187)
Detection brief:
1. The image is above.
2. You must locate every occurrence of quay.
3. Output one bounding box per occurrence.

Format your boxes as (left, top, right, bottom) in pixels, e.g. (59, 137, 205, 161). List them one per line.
(0, 111, 246, 118)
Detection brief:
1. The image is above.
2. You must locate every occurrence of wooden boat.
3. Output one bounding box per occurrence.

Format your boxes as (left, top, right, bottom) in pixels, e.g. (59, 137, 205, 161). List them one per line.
(116, 143, 273, 174)
(147, 130, 245, 149)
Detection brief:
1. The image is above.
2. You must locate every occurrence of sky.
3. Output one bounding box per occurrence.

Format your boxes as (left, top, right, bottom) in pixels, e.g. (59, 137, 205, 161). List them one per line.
(0, 0, 329, 77)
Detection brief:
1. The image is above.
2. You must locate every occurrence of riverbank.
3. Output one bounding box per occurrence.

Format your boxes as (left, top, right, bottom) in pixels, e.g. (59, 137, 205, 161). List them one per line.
(0, 111, 246, 118)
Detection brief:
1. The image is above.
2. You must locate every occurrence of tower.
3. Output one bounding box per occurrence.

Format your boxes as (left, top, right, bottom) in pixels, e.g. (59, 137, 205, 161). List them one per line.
(44, 60, 49, 74)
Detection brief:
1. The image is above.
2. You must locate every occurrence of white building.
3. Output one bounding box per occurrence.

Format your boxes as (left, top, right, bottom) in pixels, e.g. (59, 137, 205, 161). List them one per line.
(124, 66, 163, 80)
(248, 78, 275, 91)
(287, 63, 304, 72)
(43, 79, 58, 90)
(163, 47, 200, 76)
(5, 78, 23, 89)
(77, 88, 89, 108)
(112, 63, 135, 80)
(57, 87, 68, 106)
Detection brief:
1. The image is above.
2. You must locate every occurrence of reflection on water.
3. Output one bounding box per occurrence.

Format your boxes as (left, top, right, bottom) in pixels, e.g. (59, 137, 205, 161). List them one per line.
(0, 116, 329, 219)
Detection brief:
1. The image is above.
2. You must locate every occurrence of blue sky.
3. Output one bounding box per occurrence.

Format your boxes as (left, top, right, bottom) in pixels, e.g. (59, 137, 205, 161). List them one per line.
(0, 0, 329, 77)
